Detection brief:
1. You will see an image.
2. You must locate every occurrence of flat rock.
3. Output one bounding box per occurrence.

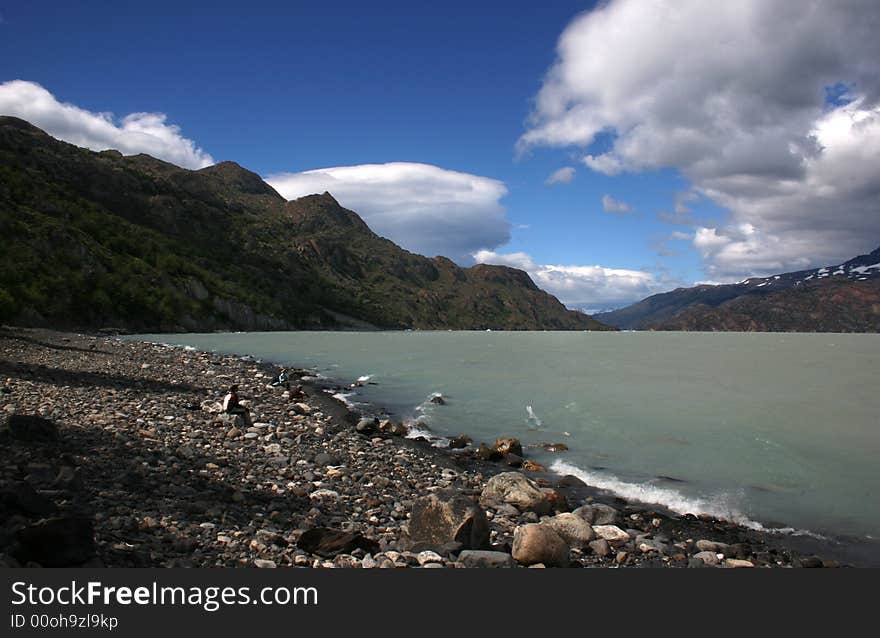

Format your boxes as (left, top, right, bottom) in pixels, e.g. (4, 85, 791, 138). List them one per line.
(456, 550, 515, 568)
(573, 503, 621, 525)
(417, 551, 443, 565)
(724, 559, 754, 568)
(591, 525, 630, 544)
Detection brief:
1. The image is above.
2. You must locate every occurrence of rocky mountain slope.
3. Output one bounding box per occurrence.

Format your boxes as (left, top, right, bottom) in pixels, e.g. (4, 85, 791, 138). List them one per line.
(0, 117, 610, 332)
(596, 247, 880, 332)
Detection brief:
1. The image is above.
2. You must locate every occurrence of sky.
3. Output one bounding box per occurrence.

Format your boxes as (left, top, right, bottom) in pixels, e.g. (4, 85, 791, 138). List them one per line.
(1, 0, 879, 312)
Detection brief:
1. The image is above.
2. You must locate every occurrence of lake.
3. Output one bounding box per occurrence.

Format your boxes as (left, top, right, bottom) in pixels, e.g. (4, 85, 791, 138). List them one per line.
(132, 330, 880, 547)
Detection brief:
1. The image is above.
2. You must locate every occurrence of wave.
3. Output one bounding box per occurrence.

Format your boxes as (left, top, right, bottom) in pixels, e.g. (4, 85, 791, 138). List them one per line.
(414, 392, 444, 414)
(526, 405, 543, 429)
(550, 460, 824, 538)
(328, 391, 354, 406)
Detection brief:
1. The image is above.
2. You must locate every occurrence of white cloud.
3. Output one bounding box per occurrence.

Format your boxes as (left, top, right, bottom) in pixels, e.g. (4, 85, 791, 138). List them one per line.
(473, 249, 664, 312)
(0, 80, 213, 169)
(545, 166, 575, 184)
(266, 163, 511, 264)
(602, 194, 633, 214)
(520, 0, 880, 279)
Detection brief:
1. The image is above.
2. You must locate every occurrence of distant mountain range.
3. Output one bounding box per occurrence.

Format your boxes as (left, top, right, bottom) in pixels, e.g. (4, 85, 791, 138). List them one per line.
(595, 247, 880, 332)
(0, 116, 610, 332)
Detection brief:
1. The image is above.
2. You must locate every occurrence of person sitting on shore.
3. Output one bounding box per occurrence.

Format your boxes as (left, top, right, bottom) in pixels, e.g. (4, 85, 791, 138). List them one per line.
(222, 384, 253, 426)
(269, 368, 290, 390)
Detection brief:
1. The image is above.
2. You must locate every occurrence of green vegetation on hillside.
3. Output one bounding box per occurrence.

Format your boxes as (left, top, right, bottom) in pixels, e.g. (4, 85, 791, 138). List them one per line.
(0, 117, 611, 332)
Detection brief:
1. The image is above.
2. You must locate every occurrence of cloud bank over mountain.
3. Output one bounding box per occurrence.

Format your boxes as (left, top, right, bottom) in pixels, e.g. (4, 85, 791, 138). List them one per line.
(267, 162, 512, 265)
(0, 80, 213, 169)
(473, 249, 665, 313)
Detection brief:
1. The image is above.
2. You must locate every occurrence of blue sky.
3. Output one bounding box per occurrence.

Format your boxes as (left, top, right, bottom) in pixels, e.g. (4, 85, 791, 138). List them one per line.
(2, 0, 879, 311)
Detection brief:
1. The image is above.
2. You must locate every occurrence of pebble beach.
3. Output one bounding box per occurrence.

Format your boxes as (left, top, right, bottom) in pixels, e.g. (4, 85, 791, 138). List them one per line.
(0, 328, 854, 568)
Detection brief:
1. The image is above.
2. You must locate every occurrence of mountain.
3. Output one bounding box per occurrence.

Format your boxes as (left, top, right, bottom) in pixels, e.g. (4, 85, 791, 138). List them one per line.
(595, 248, 880, 332)
(0, 117, 611, 332)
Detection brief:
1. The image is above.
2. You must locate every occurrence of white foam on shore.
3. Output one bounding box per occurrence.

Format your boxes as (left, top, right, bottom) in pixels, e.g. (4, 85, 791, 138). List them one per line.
(357, 375, 373, 383)
(404, 420, 450, 447)
(414, 392, 444, 413)
(550, 459, 753, 524)
(549, 459, 826, 539)
(330, 391, 358, 408)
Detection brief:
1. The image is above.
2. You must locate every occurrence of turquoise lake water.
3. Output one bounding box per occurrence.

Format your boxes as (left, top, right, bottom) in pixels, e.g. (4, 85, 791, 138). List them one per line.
(133, 330, 880, 544)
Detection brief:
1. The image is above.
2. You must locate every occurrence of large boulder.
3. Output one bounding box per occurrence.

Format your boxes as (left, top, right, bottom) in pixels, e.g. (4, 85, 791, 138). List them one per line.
(408, 489, 490, 551)
(511, 524, 570, 567)
(543, 513, 594, 548)
(480, 472, 551, 514)
(15, 516, 95, 566)
(1, 414, 58, 442)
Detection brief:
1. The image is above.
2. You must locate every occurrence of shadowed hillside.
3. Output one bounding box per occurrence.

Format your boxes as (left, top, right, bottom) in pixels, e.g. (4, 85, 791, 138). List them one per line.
(0, 117, 611, 332)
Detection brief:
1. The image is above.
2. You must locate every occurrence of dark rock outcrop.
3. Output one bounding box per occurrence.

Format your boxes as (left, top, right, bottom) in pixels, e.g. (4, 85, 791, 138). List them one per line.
(296, 528, 380, 558)
(407, 489, 491, 551)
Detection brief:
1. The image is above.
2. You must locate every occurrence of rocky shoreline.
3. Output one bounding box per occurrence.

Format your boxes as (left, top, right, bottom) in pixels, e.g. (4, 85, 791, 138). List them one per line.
(0, 327, 855, 568)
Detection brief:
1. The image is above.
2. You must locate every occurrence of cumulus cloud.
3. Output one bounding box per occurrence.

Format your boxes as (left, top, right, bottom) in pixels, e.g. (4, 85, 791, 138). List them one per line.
(266, 163, 511, 264)
(520, 0, 880, 279)
(602, 194, 633, 214)
(0, 80, 213, 169)
(545, 166, 575, 185)
(473, 249, 664, 312)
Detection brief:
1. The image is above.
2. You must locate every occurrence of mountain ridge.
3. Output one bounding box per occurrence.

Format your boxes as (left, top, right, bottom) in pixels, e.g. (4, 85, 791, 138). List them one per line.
(596, 247, 880, 332)
(0, 116, 611, 333)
